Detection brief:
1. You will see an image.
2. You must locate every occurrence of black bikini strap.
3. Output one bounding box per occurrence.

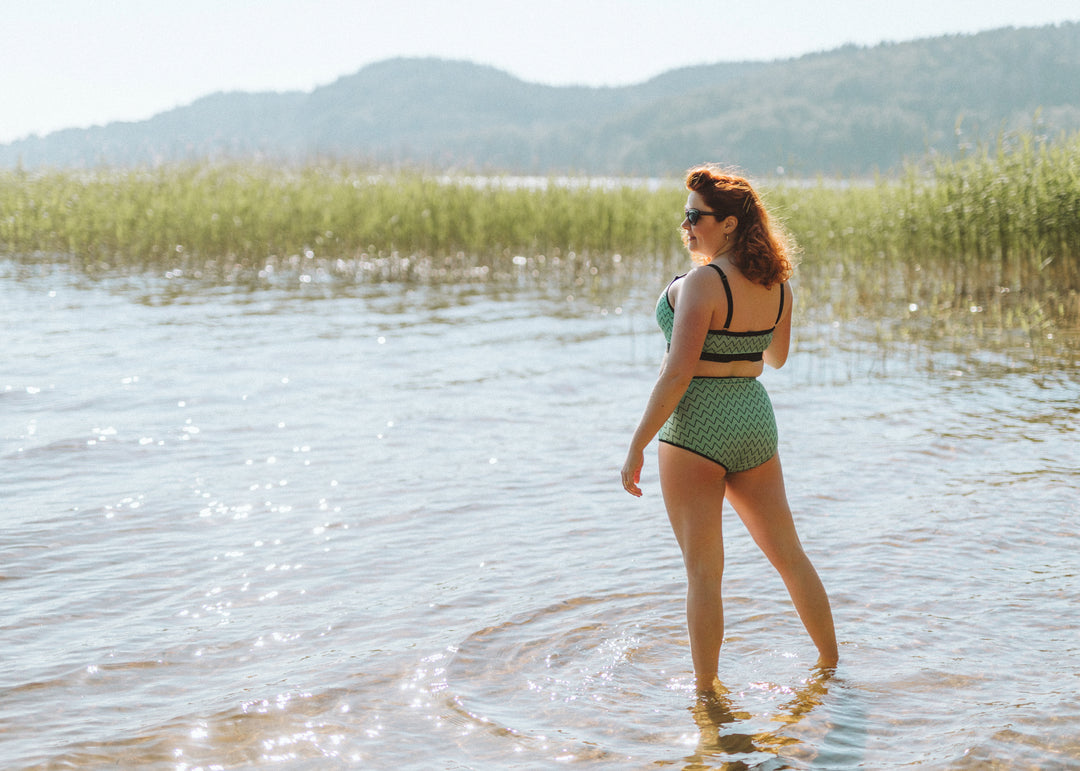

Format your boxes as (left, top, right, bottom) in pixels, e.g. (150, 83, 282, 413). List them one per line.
(705, 263, 734, 329)
(775, 283, 786, 324)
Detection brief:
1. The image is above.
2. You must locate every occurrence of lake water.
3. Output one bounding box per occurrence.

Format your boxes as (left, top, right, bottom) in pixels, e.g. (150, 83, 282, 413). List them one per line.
(2, 257, 1078, 770)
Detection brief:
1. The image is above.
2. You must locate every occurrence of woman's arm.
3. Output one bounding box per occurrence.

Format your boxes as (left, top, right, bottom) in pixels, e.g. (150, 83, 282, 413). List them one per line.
(622, 270, 715, 496)
(763, 282, 794, 370)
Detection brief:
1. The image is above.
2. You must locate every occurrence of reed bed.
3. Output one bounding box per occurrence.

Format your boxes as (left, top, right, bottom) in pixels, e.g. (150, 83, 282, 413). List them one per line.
(0, 165, 685, 289)
(770, 131, 1080, 342)
(2, 131, 1078, 335)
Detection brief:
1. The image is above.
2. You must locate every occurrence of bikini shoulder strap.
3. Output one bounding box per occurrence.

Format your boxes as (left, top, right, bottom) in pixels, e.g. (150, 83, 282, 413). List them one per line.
(705, 263, 734, 329)
(775, 283, 786, 325)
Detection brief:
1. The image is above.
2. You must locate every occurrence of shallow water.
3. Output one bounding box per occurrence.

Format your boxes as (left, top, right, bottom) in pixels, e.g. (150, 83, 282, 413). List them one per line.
(2, 259, 1078, 769)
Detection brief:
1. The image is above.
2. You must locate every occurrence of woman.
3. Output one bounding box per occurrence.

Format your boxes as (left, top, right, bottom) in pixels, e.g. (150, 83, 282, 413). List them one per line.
(621, 165, 838, 690)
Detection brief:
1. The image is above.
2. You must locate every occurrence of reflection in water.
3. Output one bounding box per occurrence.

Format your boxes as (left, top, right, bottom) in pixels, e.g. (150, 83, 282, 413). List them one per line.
(686, 686, 761, 770)
(682, 668, 842, 770)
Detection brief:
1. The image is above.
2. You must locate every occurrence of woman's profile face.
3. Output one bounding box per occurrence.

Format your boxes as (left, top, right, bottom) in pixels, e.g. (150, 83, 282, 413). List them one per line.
(682, 191, 731, 259)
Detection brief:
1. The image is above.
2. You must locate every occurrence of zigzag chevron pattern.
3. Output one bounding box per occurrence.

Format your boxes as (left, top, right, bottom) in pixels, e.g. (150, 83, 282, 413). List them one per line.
(659, 378, 778, 472)
(655, 287, 675, 343)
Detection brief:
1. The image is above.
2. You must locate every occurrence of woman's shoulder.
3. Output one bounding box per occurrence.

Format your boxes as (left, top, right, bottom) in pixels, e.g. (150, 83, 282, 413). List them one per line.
(669, 264, 726, 307)
(684, 263, 728, 284)
(674, 264, 723, 293)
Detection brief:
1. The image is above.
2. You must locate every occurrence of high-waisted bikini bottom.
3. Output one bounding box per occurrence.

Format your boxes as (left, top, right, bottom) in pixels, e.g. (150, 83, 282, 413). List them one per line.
(658, 377, 778, 473)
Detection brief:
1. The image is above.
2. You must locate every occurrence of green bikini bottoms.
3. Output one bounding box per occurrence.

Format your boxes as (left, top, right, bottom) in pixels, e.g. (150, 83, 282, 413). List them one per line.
(658, 377, 778, 473)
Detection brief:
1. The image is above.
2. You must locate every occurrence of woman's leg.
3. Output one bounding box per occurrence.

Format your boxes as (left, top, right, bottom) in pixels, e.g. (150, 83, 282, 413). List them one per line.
(658, 442, 730, 689)
(723, 454, 839, 667)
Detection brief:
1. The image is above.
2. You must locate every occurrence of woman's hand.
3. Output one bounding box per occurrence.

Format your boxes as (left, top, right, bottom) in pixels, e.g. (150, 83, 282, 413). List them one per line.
(621, 448, 644, 497)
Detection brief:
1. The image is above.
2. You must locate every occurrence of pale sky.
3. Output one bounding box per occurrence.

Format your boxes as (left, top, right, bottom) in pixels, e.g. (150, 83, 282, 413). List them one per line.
(4, 0, 1079, 144)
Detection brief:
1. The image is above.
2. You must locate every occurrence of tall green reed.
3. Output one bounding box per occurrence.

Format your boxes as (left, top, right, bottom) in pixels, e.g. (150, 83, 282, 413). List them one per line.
(0, 164, 685, 287)
(770, 130, 1080, 333)
(1, 130, 1077, 331)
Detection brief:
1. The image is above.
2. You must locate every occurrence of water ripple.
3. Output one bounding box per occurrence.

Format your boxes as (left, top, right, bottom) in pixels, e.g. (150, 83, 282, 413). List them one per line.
(2, 264, 1078, 769)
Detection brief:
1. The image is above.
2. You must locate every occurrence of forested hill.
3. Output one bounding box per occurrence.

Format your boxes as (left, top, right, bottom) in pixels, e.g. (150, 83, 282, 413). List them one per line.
(3, 22, 1078, 176)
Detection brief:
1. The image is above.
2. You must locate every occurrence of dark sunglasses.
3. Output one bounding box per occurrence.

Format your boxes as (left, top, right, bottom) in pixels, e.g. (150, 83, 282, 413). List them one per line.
(684, 208, 724, 226)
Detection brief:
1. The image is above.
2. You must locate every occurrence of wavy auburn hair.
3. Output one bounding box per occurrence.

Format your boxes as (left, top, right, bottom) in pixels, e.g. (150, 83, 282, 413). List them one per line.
(684, 164, 796, 287)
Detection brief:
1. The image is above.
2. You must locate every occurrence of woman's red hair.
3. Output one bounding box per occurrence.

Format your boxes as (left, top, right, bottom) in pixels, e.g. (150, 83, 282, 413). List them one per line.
(684, 164, 795, 287)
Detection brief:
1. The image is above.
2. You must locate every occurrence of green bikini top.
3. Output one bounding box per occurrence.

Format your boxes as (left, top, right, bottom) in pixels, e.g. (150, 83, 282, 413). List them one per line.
(655, 263, 785, 363)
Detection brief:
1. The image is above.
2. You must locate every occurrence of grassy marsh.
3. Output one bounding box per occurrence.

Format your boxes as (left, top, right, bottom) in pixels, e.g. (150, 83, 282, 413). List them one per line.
(2, 132, 1078, 342)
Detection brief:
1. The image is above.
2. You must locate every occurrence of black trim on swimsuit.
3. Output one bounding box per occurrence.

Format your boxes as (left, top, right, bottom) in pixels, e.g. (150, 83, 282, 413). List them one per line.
(663, 266, 786, 363)
(706, 263, 735, 329)
(700, 264, 785, 362)
(708, 327, 775, 337)
(705, 263, 786, 330)
(700, 351, 764, 363)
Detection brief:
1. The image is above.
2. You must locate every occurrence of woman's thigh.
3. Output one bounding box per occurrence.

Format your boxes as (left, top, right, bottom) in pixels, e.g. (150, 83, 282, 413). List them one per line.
(723, 454, 806, 564)
(658, 443, 728, 561)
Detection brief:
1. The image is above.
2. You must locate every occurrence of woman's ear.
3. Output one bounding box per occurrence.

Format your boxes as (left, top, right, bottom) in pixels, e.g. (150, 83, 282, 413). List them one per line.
(723, 215, 739, 235)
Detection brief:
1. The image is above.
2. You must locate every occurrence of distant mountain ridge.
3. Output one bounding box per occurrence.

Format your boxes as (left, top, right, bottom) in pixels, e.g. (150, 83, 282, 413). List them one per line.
(3, 22, 1078, 176)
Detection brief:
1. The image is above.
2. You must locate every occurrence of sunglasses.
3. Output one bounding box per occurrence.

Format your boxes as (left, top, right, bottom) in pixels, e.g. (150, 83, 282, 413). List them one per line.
(684, 208, 725, 226)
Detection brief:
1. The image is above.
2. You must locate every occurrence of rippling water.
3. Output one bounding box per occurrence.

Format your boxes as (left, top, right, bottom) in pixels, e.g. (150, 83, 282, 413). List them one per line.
(2, 259, 1078, 769)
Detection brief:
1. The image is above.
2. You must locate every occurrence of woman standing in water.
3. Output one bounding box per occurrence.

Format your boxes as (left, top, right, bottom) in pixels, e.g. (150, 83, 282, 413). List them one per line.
(621, 165, 838, 690)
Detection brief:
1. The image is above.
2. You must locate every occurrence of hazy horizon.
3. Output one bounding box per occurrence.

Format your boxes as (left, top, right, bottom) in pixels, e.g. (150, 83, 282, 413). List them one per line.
(4, 0, 1078, 144)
